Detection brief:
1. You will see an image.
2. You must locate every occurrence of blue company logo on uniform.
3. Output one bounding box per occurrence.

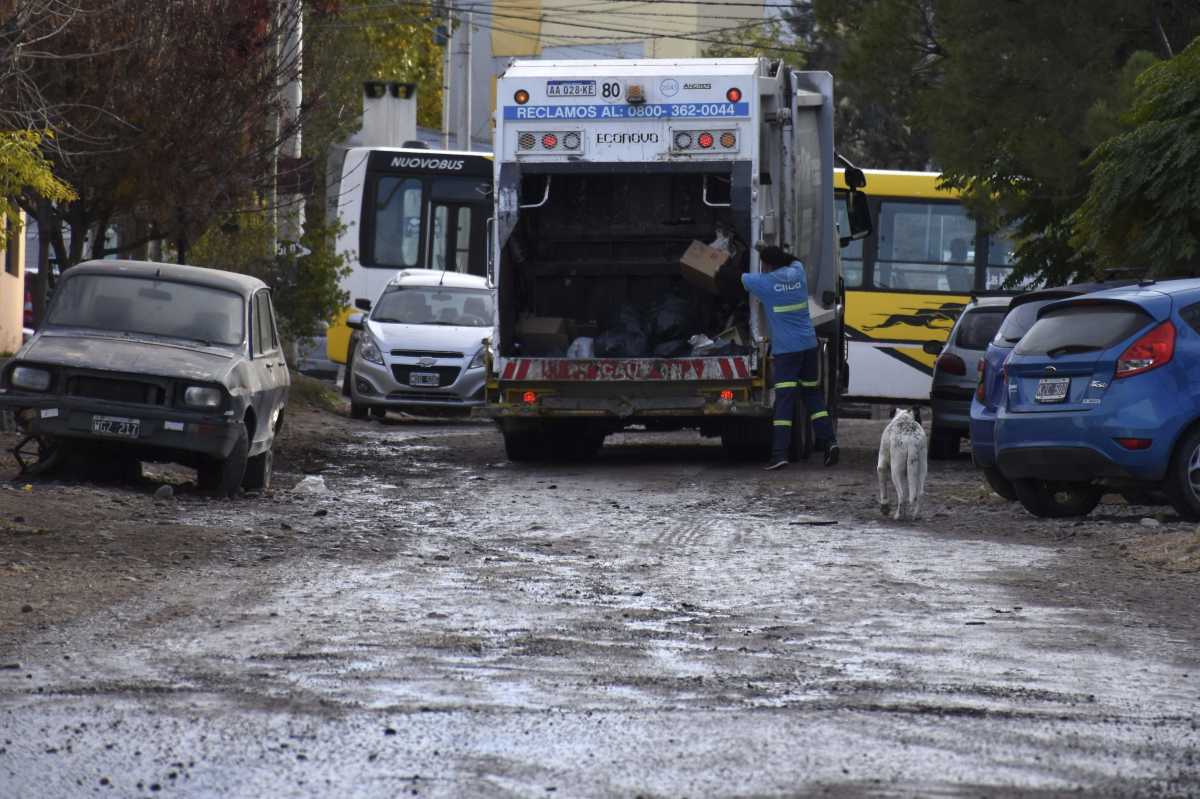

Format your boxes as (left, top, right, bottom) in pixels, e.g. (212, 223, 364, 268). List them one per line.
(660, 79, 679, 97)
(503, 102, 750, 120)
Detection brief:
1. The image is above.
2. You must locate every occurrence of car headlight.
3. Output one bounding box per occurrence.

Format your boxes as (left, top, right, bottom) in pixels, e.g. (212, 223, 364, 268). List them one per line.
(468, 347, 487, 369)
(358, 334, 384, 365)
(183, 386, 224, 409)
(10, 365, 52, 392)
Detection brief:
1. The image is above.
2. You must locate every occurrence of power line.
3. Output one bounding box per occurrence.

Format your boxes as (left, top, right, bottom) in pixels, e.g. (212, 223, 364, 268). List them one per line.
(322, 1, 796, 51)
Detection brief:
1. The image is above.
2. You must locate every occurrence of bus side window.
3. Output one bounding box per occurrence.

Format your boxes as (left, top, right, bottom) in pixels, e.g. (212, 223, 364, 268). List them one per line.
(453, 207, 473, 273)
(875, 201, 976, 292)
(984, 228, 1037, 290)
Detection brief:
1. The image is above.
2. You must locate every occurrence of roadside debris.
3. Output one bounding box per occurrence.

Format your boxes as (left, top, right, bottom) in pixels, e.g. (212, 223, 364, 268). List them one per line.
(292, 475, 328, 494)
(153, 485, 175, 502)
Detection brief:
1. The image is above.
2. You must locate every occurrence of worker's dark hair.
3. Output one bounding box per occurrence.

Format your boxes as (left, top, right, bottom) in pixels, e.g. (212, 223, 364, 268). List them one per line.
(757, 246, 794, 268)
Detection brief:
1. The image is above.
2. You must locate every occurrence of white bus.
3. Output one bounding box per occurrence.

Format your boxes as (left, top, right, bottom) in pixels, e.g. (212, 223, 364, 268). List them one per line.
(324, 145, 493, 366)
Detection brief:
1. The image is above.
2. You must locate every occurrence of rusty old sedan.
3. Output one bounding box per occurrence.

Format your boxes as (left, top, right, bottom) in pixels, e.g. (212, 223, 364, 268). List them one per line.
(1, 260, 289, 495)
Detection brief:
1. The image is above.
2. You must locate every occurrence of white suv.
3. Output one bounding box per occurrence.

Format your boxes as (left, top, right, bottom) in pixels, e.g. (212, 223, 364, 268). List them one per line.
(346, 270, 492, 417)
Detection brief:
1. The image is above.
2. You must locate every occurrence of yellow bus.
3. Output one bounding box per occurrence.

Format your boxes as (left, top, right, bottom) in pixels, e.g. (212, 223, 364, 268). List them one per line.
(834, 169, 1023, 402)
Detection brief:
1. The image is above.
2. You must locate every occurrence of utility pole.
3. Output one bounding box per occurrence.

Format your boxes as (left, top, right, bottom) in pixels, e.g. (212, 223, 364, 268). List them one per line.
(454, 12, 471, 150)
(277, 0, 305, 253)
(440, 4, 452, 149)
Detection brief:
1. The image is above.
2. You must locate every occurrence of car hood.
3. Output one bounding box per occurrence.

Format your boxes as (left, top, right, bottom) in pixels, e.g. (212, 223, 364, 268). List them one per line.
(21, 330, 241, 383)
(366, 321, 490, 356)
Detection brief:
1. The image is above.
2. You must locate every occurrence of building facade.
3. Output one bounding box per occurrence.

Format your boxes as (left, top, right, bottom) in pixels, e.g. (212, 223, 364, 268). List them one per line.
(1, 209, 26, 352)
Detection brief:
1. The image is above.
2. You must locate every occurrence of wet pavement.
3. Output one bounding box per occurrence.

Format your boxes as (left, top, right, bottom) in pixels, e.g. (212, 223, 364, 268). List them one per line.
(1, 417, 1198, 797)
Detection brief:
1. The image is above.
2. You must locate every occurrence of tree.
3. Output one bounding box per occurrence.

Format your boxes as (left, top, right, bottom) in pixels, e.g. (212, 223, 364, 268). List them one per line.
(6, 0, 312, 268)
(811, 0, 1200, 285)
(0, 131, 74, 248)
(1073, 36, 1200, 276)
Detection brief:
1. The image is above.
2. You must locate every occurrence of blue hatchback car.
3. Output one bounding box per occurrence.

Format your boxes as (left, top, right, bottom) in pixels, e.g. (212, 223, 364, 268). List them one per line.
(970, 282, 1125, 502)
(992, 278, 1200, 518)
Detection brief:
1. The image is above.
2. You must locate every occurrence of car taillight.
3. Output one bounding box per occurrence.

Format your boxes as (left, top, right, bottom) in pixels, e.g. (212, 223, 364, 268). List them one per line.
(975, 359, 987, 402)
(1115, 321, 1175, 379)
(936, 352, 966, 376)
(1115, 437, 1153, 450)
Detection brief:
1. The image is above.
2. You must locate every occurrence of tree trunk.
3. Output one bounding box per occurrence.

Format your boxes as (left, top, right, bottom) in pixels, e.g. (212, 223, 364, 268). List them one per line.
(31, 199, 52, 327)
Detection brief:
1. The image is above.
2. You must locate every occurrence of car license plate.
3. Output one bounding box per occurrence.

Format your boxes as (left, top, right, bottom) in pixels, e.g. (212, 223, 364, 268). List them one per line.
(92, 415, 140, 438)
(1035, 377, 1070, 403)
(409, 372, 440, 387)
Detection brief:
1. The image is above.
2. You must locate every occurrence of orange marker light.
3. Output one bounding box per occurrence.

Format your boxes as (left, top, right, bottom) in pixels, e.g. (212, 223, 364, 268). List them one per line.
(726, 87, 742, 103)
(514, 89, 530, 105)
(719, 131, 736, 149)
(522, 391, 537, 405)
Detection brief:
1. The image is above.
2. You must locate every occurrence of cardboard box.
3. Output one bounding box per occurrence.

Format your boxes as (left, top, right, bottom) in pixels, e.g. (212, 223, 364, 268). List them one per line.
(516, 315, 570, 356)
(680, 240, 733, 295)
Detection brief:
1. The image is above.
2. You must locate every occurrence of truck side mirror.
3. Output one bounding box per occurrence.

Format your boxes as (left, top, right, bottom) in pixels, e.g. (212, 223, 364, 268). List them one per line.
(839, 189, 872, 247)
(354, 297, 372, 311)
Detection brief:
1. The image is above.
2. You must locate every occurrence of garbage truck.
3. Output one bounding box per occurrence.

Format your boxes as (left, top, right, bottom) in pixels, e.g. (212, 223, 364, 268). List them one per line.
(480, 58, 871, 460)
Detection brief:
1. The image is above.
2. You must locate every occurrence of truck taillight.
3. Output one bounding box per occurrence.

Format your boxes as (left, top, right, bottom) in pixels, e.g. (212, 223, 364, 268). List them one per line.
(671, 128, 738, 153)
(517, 130, 583, 153)
(1115, 321, 1175, 379)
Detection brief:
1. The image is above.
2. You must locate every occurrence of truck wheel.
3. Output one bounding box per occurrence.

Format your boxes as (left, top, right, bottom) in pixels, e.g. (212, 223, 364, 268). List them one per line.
(242, 448, 273, 492)
(929, 427, 959, 460)
(982, 466, 1017, 501)
(1012, 479, 1102, 518)
(503, 430, 545, 461)
(197, 426, 249, 497)
(1163, 427, 1200, 520)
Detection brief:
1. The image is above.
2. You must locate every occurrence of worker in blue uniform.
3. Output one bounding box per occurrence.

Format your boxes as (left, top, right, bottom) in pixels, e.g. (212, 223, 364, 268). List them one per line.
(741, 245, 839, 470)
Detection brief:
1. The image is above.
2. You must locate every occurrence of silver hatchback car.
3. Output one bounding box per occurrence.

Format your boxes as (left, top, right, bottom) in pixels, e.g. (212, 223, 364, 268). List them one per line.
(346, 270, 492, 417)
(926, 295, 1010, 459)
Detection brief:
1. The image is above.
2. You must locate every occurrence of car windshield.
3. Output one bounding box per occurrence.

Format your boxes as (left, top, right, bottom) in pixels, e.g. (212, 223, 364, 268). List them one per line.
(955, 307, 1006, 350)
(47, 274, 245, 346)
(371, 285, 493, 327)
(1014, 303, 1152, 357)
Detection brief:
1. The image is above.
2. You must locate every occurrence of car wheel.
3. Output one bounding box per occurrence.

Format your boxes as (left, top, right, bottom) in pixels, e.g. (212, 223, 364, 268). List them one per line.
(341, 341, 356, 397)
(242, 448, 273, 492)
(929, 427, 959, 460)
(1163, 427, 1200, 520)
(982, 466, 1017, 501)
(197, 425, 249, 498)
(1012, 478, 1102, 518)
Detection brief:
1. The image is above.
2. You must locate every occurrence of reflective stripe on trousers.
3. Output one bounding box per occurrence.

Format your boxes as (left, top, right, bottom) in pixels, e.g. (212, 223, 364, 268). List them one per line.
(771, 347, 834, 461)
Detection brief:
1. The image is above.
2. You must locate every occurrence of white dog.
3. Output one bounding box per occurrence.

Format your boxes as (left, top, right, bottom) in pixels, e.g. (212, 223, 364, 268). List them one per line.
(878, 407, 928, 521)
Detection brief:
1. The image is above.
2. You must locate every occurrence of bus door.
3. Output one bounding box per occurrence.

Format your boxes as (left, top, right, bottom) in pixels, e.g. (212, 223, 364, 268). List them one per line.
(427, 176, 489, 276)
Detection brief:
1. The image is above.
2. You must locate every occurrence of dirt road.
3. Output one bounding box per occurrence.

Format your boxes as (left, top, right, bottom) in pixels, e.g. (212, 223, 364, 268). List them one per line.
(1, 400, 1198, 797)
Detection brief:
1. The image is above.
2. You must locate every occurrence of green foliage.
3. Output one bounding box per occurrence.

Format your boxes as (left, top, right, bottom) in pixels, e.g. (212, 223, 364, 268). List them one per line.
(0, 131, 75, 247)
(190, 207, 350, 342)
(305, 0, 445, 160)
(704, 19, 795, 59)
(814, 0, 1200, 285)
(1073, 36, 1200, 276)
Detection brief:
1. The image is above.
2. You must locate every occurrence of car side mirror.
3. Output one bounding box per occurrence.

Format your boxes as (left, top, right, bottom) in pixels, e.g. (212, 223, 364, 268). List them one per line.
(839, 189, 873, 247)
(354, 298, 372, 311)
(347, 313, 364, 331)
(922, 340, 944, 356)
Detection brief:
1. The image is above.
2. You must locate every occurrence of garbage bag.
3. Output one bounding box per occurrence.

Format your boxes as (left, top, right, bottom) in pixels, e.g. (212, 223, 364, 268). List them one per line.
(566, 337, 595, 359)
(595, 303, 649, 357)
(648, 292, 692, 344)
